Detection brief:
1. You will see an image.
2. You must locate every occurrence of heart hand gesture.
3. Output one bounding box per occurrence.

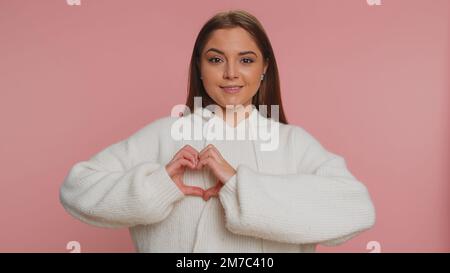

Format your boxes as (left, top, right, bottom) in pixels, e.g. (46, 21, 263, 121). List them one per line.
(165, 144, 236, 201)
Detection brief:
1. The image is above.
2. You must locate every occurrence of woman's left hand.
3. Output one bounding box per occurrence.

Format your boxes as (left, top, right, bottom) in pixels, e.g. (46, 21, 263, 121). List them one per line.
(196, 144, 236, 201)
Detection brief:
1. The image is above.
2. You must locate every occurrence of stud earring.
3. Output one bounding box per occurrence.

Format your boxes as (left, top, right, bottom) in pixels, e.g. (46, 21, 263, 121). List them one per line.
(261, 74, 265, 81)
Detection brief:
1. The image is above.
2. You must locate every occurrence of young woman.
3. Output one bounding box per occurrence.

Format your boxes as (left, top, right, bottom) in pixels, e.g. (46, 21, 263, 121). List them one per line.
(60, 10, 375, 253)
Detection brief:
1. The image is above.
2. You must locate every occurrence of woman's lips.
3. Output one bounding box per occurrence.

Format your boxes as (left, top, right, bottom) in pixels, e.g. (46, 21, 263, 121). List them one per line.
(221, 86, 242, 94)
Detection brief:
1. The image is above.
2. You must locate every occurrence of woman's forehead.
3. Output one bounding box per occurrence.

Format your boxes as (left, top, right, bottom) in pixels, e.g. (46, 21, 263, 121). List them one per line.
(203, 28, 261, 55)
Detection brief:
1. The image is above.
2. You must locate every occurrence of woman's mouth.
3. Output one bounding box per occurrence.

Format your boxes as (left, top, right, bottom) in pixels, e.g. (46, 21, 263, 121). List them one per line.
(220, 86, 243, 94)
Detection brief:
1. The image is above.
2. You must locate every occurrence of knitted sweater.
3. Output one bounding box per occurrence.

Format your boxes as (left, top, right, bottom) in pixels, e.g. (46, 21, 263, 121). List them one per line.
(59, 107, 376, 252)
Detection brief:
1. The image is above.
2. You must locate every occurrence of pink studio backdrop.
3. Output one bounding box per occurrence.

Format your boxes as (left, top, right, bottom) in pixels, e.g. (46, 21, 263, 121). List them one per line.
(0, 0, 448, 253)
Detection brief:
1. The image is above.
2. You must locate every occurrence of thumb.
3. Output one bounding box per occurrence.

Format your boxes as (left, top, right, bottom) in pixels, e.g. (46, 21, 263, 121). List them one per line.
(202, 189, 209, 201)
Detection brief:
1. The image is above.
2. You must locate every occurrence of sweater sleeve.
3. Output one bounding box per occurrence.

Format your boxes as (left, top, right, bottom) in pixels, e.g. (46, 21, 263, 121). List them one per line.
(59, 118, 185, 229)
(218, 127, 376, 246)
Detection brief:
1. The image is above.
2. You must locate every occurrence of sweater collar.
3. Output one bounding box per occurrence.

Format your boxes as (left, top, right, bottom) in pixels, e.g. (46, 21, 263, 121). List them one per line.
(192, 105, 270, 128)
(187, 105, 279, 152)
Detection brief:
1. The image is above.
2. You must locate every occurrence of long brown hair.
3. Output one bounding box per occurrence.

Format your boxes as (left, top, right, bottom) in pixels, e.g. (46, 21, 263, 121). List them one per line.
(184, 10, 288, 124)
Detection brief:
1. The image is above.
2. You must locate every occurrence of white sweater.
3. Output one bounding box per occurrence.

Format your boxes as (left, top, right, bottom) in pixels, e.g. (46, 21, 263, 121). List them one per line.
(59, 107, 376, 252)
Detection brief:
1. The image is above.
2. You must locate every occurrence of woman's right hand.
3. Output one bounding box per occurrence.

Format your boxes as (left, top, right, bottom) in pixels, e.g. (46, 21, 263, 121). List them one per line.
(165, 145, 204, 197)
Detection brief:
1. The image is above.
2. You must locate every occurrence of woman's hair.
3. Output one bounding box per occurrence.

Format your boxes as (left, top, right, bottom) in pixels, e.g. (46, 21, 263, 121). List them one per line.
(184, 9, 288, 124)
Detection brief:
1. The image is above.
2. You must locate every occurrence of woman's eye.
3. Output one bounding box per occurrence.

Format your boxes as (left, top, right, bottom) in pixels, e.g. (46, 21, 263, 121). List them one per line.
(241, 58, 254, 64)
(208, 57, 222, 63)
(208, 57, 254, 64)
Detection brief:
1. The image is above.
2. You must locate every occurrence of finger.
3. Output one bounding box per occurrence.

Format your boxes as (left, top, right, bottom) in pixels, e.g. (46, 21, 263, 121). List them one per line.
(174, 158, 196, 170)
(203, 188, 213, 200)
(208, 145, 225, 160)
(182, 185, 204, 197)
(195, 155, 206, 169)
(197, 157, 216, 170)
(199, 144, 221, 158)
(203, 185, 220, 201)
(173, 145, 198, 162)
(181, 144, 199, 160)
(203, 189, 211, 201)
(198, 148, 221, 164)
(167, 157, 192, 176)
(167, 158, 195, 178)
(202, 188, 209, 201)
(177, 146, 199, 163)
(210, 187, 221, 198)
(173, 150, 197, 166)
(198, 144, 214, 158)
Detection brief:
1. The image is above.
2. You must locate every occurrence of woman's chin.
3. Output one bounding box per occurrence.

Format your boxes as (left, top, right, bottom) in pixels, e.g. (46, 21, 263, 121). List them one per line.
(213, 97, 250, 109)
(222, 101, 244, 108)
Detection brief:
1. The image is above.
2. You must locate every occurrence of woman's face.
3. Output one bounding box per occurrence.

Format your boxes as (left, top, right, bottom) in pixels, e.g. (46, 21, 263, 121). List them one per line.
(199, 27, 268, 110)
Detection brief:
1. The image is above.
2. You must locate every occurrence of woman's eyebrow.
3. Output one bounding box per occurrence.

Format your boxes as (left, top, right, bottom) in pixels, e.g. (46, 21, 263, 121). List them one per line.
(205, 48, 258, 57)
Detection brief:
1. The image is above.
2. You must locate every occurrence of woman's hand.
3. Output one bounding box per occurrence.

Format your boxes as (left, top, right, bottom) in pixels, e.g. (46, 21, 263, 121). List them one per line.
(165, 144, 236, 201)
(196, 144, 236, 201)
(165, 145, 204, 197)
(202, 179, 225, 201)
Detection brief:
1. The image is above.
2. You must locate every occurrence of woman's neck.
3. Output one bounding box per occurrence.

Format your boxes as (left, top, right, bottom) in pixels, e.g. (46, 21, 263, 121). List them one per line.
(216, 104, 255, 128)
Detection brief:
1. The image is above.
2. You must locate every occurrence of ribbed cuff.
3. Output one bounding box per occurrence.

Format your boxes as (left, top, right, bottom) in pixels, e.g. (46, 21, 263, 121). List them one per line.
(219, 171, 238, 217)
(148, 165, 185, 208)
(220, 173, 237, 197)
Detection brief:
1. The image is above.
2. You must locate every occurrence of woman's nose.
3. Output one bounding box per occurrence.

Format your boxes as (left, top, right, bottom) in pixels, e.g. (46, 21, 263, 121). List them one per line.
(223, 62, 239, 79)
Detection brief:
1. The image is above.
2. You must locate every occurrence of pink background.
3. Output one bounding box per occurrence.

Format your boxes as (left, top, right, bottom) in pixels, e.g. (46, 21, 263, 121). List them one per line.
(0, 0, 448, 252)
